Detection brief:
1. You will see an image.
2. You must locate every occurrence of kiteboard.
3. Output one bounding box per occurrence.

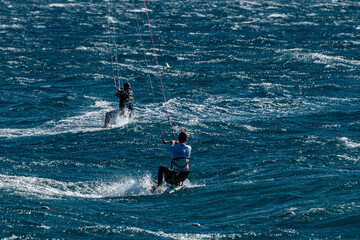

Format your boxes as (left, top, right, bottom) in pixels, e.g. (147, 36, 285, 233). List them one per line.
(168, 184, 184, 194)
(150, 182, 185, 194)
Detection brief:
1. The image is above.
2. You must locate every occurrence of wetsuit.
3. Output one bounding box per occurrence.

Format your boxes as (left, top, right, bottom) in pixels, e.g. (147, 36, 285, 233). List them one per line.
(104, 89, 134, 128)
(116, 89, 134, 113)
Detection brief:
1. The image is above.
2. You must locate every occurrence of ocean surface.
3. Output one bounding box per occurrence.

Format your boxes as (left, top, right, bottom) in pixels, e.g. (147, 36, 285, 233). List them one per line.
(1, 0, 360, 239)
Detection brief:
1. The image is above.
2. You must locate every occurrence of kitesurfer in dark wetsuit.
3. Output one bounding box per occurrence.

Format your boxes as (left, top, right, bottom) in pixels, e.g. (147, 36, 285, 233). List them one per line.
(103, 82, 134, 128)
(156, 131, 192, 187)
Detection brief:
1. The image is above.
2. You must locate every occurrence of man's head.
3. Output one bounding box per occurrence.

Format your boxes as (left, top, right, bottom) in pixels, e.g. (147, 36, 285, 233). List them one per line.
(178, 131, 188, 143)
(123, 82, 131, 90)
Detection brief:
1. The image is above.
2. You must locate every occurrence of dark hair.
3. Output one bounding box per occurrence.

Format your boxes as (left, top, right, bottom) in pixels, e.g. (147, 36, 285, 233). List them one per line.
(123, 82, 131, 89)
(178, 131, 188, 143)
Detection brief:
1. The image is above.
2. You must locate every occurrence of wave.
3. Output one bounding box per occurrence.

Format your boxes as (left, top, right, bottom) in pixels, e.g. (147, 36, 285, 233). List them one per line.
(0, 173, 200, 199)
(0, 24, 23, 29)
(268, 13, 290, 19)
(281, 49, 360, 67)
(339, 137, 360, 149)
(115, 226, 240, 240)
(1, 92, 347, 139)
(338, 154, 359, 162)
(48, 3, 80, 8)
(0, 98, 132, 139)
(0, 173, 150, 199)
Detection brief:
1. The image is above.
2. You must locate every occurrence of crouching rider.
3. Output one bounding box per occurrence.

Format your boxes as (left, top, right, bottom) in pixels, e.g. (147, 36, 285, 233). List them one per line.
(157, 131, 192, 186)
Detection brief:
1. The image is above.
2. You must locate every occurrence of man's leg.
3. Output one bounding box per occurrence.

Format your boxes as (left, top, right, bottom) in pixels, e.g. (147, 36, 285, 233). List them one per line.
(174, 171, 189, 186)
(157, 166, 171, 186)
(104, 112, 111, 128)
(104, 110, 120, 128)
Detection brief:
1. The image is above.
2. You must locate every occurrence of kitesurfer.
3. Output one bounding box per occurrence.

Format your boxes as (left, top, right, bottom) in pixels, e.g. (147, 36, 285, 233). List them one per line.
(103, 82, 134, 128)
(156, 131, 191, 187)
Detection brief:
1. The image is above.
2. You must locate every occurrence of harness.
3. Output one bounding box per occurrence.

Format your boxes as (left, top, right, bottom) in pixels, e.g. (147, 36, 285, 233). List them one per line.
(165, 168, 189, 186)
(117, 90, 134, 109)
(162, 157, 189, 185)
(170, 157, 189, 172)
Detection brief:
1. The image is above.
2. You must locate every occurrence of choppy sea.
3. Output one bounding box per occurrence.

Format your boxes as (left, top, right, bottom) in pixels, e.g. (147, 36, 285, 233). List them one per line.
(1, 0, 360, 239)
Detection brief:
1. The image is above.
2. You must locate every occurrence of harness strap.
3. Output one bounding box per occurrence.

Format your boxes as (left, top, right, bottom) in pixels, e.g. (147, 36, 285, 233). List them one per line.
(171, 157, 189, 170)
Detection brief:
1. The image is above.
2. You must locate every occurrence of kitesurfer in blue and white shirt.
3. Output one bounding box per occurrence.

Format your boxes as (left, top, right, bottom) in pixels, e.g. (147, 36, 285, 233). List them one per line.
(157, 131, 192, 186)
(103, 82, 134, 128)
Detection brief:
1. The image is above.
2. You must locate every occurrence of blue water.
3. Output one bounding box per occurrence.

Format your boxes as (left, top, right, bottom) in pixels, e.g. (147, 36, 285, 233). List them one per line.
(1, 0, 360, 239)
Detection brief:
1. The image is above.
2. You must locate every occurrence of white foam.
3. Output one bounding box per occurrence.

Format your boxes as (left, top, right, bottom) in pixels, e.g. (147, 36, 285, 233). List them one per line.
(181, 179, 205, 189)
(311, 53, 360, 66)
(292, 21, 319, 26)
(0, 173, 155, 199)
(116, 226, 240, 240)
(0, 174, 101, 199)
(0, 98, 132, 139)
(0, 24, 22, 29)
(76, 46, 92, 51)
(48, 3, 78, 8)
(234, 180, 253, 185)
(242, 125, 260, 132)
(128, 8, 150, 13)
(0, 47, 19, 52)
(339, 137, 360, 148)
(337, 154, 359, 162)
(106, 16, 118, 24)
(286, 50, 360, 67)
(268, 13, 290, 18)
(2, 236, 20, 240)
(308, 208, 326, 213)
(0, 172, 204, 199)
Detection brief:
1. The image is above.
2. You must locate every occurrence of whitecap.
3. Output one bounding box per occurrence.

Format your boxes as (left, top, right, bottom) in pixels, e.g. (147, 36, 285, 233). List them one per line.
(116, 226, 241, 240)
(106, 16, 118, 24)
(128, 8, 151, 13)
(0, 24, 22, 29)
(242, 125, 260, 132)
(76, 46, 91, 51)
(339, 137, 360, 148)
(292, 21, 319, 26)
(284, 50, 360, 67)
(337, 154, 359, 162)
(311, 53, 360, 66)
(268, 13, 290, 18)
(48, 3, 78, 8)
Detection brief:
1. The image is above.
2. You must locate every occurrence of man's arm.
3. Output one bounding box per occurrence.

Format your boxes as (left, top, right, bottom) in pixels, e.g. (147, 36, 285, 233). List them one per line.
(115, 88, 123, 97)
(162, 139, 179, 145)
